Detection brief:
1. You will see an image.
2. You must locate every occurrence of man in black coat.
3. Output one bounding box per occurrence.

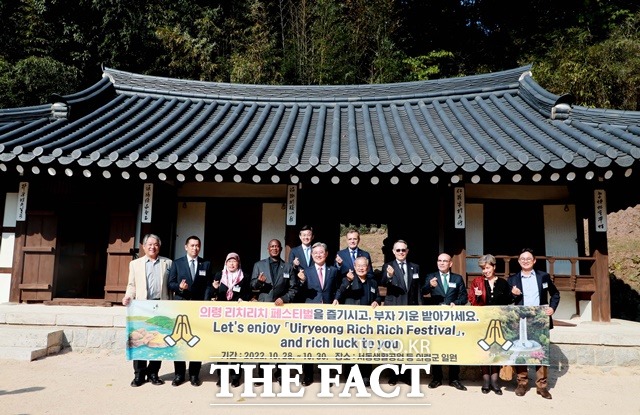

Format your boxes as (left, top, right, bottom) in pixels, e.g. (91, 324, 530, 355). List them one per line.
(167, 235, 212, 387)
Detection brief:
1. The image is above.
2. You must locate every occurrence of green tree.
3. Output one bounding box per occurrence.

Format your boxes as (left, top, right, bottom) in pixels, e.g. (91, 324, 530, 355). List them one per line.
(0, 56, 80, 107)
(229, 0, 282, 84)
(530, 11, 640, 110)
(308, 0, 356, 84)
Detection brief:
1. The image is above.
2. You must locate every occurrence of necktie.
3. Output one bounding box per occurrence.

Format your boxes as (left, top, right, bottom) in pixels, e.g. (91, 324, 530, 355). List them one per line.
(400, 262, 407, 287)
(441, 273, 449, 291)
(318, 267, 324, 288)
(304, 247, 310, 265)
(190, 259, 196, 278)
(351, 250, 357, 267)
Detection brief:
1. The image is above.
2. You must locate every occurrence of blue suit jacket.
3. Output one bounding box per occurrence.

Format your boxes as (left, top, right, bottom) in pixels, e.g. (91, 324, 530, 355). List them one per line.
(507, 270, 560, 329)
(299, 264, 339, 304)
(382, 260, 423, 305)
(167, 256, 212, 301)
(422, 271, 468, 306)
(334, 248, 374, 280)
(288, 245, 314, 270)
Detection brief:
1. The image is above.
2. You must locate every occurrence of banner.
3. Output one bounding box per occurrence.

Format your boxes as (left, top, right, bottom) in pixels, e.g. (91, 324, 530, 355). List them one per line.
(126, 302, 549, 366)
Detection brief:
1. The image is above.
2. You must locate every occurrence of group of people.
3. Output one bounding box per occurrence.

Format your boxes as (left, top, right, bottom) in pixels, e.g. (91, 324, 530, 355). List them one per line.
(121, 226, 560, 400)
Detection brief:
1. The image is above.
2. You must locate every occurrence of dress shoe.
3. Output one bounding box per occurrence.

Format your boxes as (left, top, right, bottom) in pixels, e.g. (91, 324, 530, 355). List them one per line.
(148, 374, 165, 385)
(172, 375, 185, 387)
(428, 379, 442, 389)
(363, 378, 371, 387)
(388, 377, 398, 386)
(190, 376, 202, 386)
(275, 377, 282, 385)
(515, 384, 528, 396)
(481, 386, 490, 394)
(231, 377, 240, 388)
(130, 376, 145, 387)
(302, 378, 313, 386)
(491, 385, 503, 395)
(449, 380, 467, 391)
(537, 388, 552, 399)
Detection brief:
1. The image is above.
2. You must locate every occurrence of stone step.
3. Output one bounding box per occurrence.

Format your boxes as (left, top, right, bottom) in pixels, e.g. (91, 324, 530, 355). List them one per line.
(0, 345, 61, 361)
(0, 326, 64, 361)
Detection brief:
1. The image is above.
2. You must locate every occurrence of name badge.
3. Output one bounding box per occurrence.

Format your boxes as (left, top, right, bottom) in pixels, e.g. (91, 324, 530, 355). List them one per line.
(283, 272, 290, 279)
(232, 285, 241, 292)
(370, 287, 376, 294)
(412, 273, 419, 279)
(199, 270, 206, 276)
(542, 282, 548, 289)
(449, 282, 457, 288)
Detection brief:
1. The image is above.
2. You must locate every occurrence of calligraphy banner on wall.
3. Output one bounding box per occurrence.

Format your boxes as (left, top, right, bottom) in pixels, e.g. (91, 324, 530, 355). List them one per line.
(126, 302, 549, 366)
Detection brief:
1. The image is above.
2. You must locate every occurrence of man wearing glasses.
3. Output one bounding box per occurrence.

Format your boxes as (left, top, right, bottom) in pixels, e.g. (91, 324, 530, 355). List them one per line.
(508, 248, 560, 400)
(381, 239, 423, 385)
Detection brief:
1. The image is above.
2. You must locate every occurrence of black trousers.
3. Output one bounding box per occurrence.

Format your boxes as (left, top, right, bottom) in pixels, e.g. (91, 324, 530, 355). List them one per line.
(302, 363, 315, 381)
(215, 362, 241, 382)
(174, 361, 202, 378)
(133, 360, 161, 378)
(431, 364, 460, 381)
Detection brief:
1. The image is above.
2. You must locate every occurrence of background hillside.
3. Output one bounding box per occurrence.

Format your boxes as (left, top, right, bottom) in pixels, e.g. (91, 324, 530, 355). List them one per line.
(608, 205, 640, 321)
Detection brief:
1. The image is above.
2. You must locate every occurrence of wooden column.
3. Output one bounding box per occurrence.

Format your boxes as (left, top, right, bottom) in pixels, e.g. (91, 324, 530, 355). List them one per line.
(588, 188, 611, 322)
(590, 249, 611, 322)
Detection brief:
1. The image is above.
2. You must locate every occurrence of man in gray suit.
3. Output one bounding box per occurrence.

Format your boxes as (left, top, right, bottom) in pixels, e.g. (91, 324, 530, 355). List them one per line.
(251, 239, 299, 384)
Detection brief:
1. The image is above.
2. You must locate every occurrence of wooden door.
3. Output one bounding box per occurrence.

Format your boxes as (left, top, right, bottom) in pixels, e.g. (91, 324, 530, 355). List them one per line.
(13, 212, 57, 302)
(103, 213, 136, 303)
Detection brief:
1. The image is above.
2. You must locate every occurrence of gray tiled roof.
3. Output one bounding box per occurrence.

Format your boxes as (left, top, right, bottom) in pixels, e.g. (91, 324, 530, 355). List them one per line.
(1, 65, 639, 183)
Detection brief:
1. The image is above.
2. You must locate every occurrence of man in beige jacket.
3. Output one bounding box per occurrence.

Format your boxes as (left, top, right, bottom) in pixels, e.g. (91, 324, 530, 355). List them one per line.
(122, 233, 173, 387)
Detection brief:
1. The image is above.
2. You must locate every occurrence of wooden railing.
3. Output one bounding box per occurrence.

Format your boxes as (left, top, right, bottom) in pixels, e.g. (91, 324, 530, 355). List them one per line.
(464, 254, 596, 292)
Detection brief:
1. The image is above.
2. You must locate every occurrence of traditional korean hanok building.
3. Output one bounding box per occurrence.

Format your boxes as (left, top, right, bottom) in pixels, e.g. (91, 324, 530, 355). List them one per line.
(1, 65, 639, 322)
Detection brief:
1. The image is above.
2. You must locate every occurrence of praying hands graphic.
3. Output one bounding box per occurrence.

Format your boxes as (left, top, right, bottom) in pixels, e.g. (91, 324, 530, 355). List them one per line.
(164, 314, 200, 347)
(477, 319, 513, 351)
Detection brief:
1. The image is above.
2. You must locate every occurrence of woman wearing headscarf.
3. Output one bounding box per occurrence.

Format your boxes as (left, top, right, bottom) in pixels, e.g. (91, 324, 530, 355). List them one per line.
(211, 252, 252, 387)
(468, 254, 513, 395)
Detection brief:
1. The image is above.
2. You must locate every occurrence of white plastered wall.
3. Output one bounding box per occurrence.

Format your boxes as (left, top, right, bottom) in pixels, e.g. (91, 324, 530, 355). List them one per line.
(260, 203, 286, 260)
(0, 193, 18, 303)
(174, 202, 207, 258)
(465, 203, 484, 275)
(544, 204, 589, 320)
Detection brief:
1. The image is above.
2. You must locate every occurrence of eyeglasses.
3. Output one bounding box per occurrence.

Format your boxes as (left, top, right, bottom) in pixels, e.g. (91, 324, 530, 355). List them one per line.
(519, 258, 534, 262)
(395, 249, 407, 253)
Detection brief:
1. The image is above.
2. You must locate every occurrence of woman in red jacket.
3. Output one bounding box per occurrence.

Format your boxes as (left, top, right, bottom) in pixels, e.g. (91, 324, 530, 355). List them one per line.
(468, 254, 512, 395)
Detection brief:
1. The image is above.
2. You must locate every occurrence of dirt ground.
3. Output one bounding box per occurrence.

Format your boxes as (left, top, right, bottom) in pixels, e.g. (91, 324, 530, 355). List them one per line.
(1, 349, 639, 415)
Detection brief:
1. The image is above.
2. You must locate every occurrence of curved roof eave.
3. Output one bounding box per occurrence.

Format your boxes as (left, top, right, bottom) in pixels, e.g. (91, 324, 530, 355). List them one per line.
(0, 65, 639, 185)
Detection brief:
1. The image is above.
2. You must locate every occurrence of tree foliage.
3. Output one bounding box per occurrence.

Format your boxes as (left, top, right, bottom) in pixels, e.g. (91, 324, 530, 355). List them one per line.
(1, 0, 639, 109)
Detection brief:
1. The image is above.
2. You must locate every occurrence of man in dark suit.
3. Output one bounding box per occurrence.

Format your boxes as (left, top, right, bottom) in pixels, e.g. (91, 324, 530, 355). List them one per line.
(251, 238, 300, 384)
(288, 225, 315, 272)
(334, 228, 374, 282)
(422, 252, 468, 391)
(297, 242, 339, 386)
(381, 239, 422, 385)
(333, 256, 382, 387)
(167, 235, 212, 387)
(508, 248, 560, 400)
